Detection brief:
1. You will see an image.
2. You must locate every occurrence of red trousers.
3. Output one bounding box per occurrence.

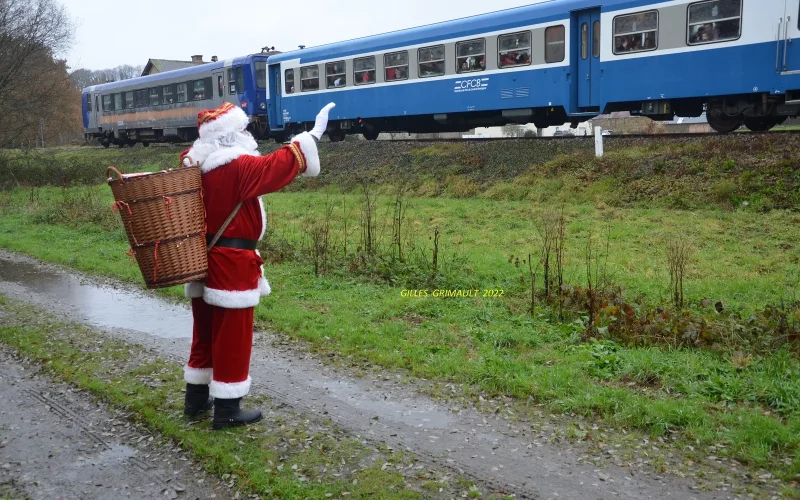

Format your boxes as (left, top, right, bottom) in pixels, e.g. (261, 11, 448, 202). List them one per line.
(185, 298, 254, 399)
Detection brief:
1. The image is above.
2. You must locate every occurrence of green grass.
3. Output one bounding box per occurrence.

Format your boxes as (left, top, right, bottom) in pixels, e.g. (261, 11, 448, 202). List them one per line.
(2, 184, 800, 486)
(0, 296, 467, 499)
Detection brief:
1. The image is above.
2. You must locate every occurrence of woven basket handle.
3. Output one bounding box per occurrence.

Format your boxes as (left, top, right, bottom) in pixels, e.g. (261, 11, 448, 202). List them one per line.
(106, 166, 125, 182)
(207, 201, 244, 252)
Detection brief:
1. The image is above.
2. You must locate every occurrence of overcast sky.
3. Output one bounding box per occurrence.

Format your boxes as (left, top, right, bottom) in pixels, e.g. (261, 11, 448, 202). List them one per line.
(60, 0, 548, 70)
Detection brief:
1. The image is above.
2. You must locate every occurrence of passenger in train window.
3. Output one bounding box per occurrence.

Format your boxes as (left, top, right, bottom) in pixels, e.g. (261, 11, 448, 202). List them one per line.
(386, 67, 397, 80)
(397, 66, 407, 79)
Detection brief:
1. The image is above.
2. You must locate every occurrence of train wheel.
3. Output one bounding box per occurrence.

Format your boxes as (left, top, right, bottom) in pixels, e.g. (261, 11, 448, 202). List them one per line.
(329, 130, 346, 143)
(707, 113, 743, 133)
(142, 141, 150, 148)
(362, 130, 379, 141)
(744, 117, 778, 132)
(101, 140, 110, 148)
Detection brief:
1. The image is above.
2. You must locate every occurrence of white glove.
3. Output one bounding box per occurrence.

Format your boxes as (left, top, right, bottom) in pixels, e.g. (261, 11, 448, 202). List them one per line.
(310, 102, 336, 141)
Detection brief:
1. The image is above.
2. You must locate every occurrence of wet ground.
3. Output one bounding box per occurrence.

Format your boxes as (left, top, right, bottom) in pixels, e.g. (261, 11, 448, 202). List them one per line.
(0, 347, 232, 500)
(0, 250, 734, 499)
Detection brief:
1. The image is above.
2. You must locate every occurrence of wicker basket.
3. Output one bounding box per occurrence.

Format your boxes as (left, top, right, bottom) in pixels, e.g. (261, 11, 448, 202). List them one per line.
(107, 166, 207, 289)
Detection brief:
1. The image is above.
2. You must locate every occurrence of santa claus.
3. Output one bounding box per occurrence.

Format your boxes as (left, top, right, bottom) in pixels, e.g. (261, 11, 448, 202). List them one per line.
(179, 101, 335, 430)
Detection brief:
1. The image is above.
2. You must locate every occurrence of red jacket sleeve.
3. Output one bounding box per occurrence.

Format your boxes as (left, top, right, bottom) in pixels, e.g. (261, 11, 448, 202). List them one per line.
(235, 145, 303, 200)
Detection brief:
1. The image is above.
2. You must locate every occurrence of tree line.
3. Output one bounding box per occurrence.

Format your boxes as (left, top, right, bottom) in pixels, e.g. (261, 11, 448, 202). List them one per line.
(0, 0, 141, 148)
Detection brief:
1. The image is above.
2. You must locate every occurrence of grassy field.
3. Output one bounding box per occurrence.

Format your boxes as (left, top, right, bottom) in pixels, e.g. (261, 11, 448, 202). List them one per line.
(1, 138, 800, 492)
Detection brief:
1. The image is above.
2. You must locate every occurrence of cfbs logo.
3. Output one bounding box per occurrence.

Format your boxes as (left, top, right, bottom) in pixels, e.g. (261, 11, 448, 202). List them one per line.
(454, 78, 489, 93)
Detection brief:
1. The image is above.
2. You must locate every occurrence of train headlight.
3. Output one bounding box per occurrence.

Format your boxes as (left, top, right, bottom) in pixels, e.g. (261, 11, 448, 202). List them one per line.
(259, 102, 266, 110)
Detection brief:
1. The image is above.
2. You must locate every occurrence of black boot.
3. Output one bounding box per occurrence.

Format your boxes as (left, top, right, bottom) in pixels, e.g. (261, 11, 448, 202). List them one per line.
(184, 383, 213, 417)
(212, 398, 263, 430)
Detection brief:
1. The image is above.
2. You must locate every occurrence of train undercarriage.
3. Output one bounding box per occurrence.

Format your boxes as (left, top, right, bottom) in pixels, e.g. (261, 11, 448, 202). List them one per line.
(704, 91, 800, 133)
(276, 90, 799, 142)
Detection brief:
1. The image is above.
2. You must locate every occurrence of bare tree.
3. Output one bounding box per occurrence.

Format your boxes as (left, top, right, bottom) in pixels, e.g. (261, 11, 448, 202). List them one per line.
(501, 124, 527, 137)
(0, 0, 76, 146)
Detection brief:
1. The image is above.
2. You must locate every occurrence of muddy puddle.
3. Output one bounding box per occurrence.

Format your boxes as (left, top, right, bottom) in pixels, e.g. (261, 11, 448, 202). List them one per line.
(0, 255, 191, 339)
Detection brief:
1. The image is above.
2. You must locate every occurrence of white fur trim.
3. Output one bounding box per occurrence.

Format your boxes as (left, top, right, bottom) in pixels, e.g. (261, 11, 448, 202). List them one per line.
(198, 106, 250, 140)
(210, 376, 252, 399)
(203, 286, 261, 309)
(293, 132, 320, 177)
(258, 276, 271, 296)
(199, 147, 254, 173)
(184, 365, 212, 385)
(185, 281, 205, 299)
(258, 197, 267, 240)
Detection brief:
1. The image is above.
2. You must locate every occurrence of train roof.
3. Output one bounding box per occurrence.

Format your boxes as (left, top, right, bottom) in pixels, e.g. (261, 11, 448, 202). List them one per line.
(266, 0, 646, 64)
(81, 54, 268, 94)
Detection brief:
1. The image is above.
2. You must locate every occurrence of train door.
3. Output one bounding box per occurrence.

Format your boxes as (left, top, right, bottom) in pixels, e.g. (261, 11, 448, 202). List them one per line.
(212, 70, 224, 103)
(93, 94, 100, 129)
(780, 0, 800, 74)
(268, 64, 283, 129)
(575, 8, 602, 110)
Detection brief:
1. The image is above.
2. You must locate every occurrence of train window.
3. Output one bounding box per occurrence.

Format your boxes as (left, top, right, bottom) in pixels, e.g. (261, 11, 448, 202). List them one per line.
(87, 95, 92, 112)
(687, 0, 742, 45)
(113, 93, 122, 111)
(176, 83, 188, 103)
(384, 51, 409, 81)
(255, 61, 267, 88)
(102, 95, 111, 112)
(235, 67, 245, 93)
(326, 61, 346, 89)
(162, 85, 174, 105)
(134, 89, 148, 107)
(354, 56, 376, 85)
(498, 31, 532, 68)
(418, 45, 445, 78)
(456, 39, 485, 73)
(149, 88, 161, 106)
(227, 68, 236, 94)
(217, 76, 224, 98)
(581, 23, 589, 59)
(192, 80, 206, 100)
(125, 92, 134, 109)
(285, 69, 295, 94)
(613, 11, 658, 54)
(593, 21, 601, 58)
(545, 25, 566, 63)
(192, 77, 209, 101)
(300, 65, 319, 92)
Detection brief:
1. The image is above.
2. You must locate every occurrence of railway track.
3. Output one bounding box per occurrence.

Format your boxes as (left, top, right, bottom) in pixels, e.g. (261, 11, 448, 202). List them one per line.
(380, 129, 800, 142)
(82, 128, 800, 149)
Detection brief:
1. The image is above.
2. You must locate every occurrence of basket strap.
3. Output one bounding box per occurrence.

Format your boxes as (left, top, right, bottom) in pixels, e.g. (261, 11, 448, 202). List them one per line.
(207, 201, 244, 252)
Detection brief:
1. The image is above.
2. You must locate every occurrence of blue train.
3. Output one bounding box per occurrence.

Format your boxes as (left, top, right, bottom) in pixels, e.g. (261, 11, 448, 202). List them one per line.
(83, 0, 800, 145)
(82, 54, 271, 147)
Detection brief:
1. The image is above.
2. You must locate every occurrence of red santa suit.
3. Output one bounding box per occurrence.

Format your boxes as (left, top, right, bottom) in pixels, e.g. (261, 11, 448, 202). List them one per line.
(179, 102, 321, 400)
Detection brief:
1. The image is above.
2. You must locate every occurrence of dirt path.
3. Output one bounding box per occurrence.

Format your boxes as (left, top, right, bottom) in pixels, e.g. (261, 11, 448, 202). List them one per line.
(0, 347, 232, 500)
(0, 251, 737, 499)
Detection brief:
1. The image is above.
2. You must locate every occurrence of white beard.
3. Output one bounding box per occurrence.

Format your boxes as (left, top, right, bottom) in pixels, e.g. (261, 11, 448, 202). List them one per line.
(187, 130, 260, 168)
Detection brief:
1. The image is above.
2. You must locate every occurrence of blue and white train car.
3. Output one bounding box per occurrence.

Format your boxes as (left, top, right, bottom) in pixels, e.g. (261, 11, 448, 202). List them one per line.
(265, 0, 800, 139)
(82, 55, 270, 147)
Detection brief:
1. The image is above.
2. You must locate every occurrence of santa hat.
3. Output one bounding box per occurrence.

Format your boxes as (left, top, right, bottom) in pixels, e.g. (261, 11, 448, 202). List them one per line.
(197, 102, 250, 140)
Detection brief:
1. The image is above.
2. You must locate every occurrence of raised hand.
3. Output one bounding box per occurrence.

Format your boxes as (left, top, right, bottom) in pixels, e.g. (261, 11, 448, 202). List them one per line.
(310, 102, 336, 141)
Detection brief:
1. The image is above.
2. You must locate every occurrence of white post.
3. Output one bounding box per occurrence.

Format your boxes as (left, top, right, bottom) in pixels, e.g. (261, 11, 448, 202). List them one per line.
(594, 126, 604, 158)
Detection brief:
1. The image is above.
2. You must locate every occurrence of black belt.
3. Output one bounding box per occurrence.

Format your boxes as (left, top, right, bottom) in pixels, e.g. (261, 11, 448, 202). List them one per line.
(206, 235, 258, 250)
